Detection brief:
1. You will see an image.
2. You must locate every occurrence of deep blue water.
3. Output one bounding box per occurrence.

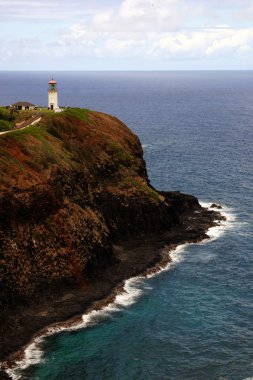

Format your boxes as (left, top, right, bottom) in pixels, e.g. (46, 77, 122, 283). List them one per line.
(1, 71, 253, 380)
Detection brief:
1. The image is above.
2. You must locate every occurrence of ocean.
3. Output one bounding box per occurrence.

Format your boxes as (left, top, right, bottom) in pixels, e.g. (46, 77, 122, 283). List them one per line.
(1, 71, 253, 380)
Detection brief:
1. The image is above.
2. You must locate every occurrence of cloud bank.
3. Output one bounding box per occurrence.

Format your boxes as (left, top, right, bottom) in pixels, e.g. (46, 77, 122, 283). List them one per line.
(0, 0, 252, 69)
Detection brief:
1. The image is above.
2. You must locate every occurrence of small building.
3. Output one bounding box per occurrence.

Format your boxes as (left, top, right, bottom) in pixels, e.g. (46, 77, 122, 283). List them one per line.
(12, 101, 35, 111)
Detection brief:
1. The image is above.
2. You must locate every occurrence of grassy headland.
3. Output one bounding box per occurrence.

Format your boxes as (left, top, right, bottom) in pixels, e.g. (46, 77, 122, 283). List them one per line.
(0, 108, 223, 370)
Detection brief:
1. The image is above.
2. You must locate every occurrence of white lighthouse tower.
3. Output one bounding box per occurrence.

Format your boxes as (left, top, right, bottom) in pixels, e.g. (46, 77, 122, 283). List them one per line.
(48, 78, 59, 111)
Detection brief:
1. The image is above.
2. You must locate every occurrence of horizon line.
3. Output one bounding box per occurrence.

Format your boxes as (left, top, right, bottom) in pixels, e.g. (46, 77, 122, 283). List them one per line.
(0, 69, 252, 72)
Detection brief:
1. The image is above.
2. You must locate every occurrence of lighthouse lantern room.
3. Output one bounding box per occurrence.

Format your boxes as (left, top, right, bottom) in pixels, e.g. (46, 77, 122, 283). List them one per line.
(48, 78, 59, 111)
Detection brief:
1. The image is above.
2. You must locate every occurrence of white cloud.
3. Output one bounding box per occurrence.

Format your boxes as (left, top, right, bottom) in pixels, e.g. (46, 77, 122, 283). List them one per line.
(0, 0, 253, 68)
(93, 10, 113, 26)
(0, 39, 13, 60)
(120, 0, 147, 18)
(152, 32, 208, 57)
(205, 29, 253, 56)
(0, 0, 103, 21)
(0, 0, 50, 5)
(90, 0, 192, 32)
(55, 0, 253, 63)
(236, 3, 253, 22)
(151, 28, 253, 59)
(105, 37, 145, 54)
(68, 24, 88, 39)
(0, 0, 252, 24)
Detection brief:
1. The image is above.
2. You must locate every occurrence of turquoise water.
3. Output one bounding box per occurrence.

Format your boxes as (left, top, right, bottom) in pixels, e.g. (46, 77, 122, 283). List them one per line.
(1, 71, 253, 380)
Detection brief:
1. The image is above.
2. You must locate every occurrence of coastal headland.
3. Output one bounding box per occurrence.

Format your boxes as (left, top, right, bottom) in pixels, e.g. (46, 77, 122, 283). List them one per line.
(0, 108, 224, 378)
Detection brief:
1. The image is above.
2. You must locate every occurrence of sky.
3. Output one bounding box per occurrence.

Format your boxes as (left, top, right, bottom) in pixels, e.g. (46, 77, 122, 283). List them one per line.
(0, 0, 253, 70)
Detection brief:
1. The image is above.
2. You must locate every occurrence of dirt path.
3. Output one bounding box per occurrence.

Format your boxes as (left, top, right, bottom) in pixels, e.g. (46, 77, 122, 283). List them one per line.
(0, 115, 42, 136)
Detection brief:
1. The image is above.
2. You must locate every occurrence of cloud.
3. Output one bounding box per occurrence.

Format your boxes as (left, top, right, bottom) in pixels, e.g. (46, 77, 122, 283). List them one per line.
(1, 0, 253, 24)
(0, 39, 13, 60)
(90, 0, 193, 32)
(150, 28, 253, 59)
(0, 0, 253, 68)
(0, 0, 104, 21)
(105, 38, 146, 54)
(205, 29, 253, 56)
(54, 0, 253, 62)
(236, 3, 253, 22)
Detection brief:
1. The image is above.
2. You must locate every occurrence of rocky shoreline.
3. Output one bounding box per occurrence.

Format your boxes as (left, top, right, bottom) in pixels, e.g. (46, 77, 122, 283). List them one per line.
(0, 109, 226, 379)
(0, 196, 225, 379)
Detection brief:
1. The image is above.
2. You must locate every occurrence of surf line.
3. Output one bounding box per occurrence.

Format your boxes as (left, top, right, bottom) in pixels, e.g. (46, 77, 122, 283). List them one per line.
(1, 203, 235, 380)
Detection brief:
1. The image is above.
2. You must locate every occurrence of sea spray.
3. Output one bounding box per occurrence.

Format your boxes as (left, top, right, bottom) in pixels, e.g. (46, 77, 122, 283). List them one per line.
(200, 202, 236, 242)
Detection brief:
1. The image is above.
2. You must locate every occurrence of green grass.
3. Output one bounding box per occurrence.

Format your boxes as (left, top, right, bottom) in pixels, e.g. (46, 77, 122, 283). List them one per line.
(60, 108, 92, 123)
(0, 107, 15, 131)
(38, 108, 55, 114)
(0, 107, 15, 121)
(7, 125, 57, 165)
(9, 124, 47, 142)
(106, 140, 132, 166)
(0, 120, 14, 132)
(144, 184, 160, 200)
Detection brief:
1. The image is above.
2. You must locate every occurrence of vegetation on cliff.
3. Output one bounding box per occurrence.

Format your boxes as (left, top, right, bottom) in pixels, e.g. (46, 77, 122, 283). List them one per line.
(0, 108, 15, 132)
(0, 108, 175, 301)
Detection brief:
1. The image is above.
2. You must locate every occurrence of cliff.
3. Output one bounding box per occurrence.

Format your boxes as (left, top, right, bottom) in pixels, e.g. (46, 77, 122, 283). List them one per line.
(0, 109, 222, 366)
(0, 108, 173, 299)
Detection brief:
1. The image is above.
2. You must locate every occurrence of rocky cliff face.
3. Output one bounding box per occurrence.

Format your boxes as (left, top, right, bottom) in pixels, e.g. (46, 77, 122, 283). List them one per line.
(0, 109, 181, 303)
(0, 109, 223, 369)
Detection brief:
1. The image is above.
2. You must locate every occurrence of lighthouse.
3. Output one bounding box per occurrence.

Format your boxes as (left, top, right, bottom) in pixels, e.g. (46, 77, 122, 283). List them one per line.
(48, 78, 59, 111)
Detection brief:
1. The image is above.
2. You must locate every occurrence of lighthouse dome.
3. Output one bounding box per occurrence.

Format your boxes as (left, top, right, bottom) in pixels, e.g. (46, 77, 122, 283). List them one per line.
(49, 79, 57, 84)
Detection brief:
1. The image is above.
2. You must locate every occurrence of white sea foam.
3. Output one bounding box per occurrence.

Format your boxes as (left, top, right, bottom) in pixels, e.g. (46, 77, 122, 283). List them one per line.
(170, 243, 191, 264)
(2, 201, 234, 380)
(3, 277, 145, 380)
(200, 201, 235, 243)
(146, 201, 235, 278)
(144, 242, 191, 280)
